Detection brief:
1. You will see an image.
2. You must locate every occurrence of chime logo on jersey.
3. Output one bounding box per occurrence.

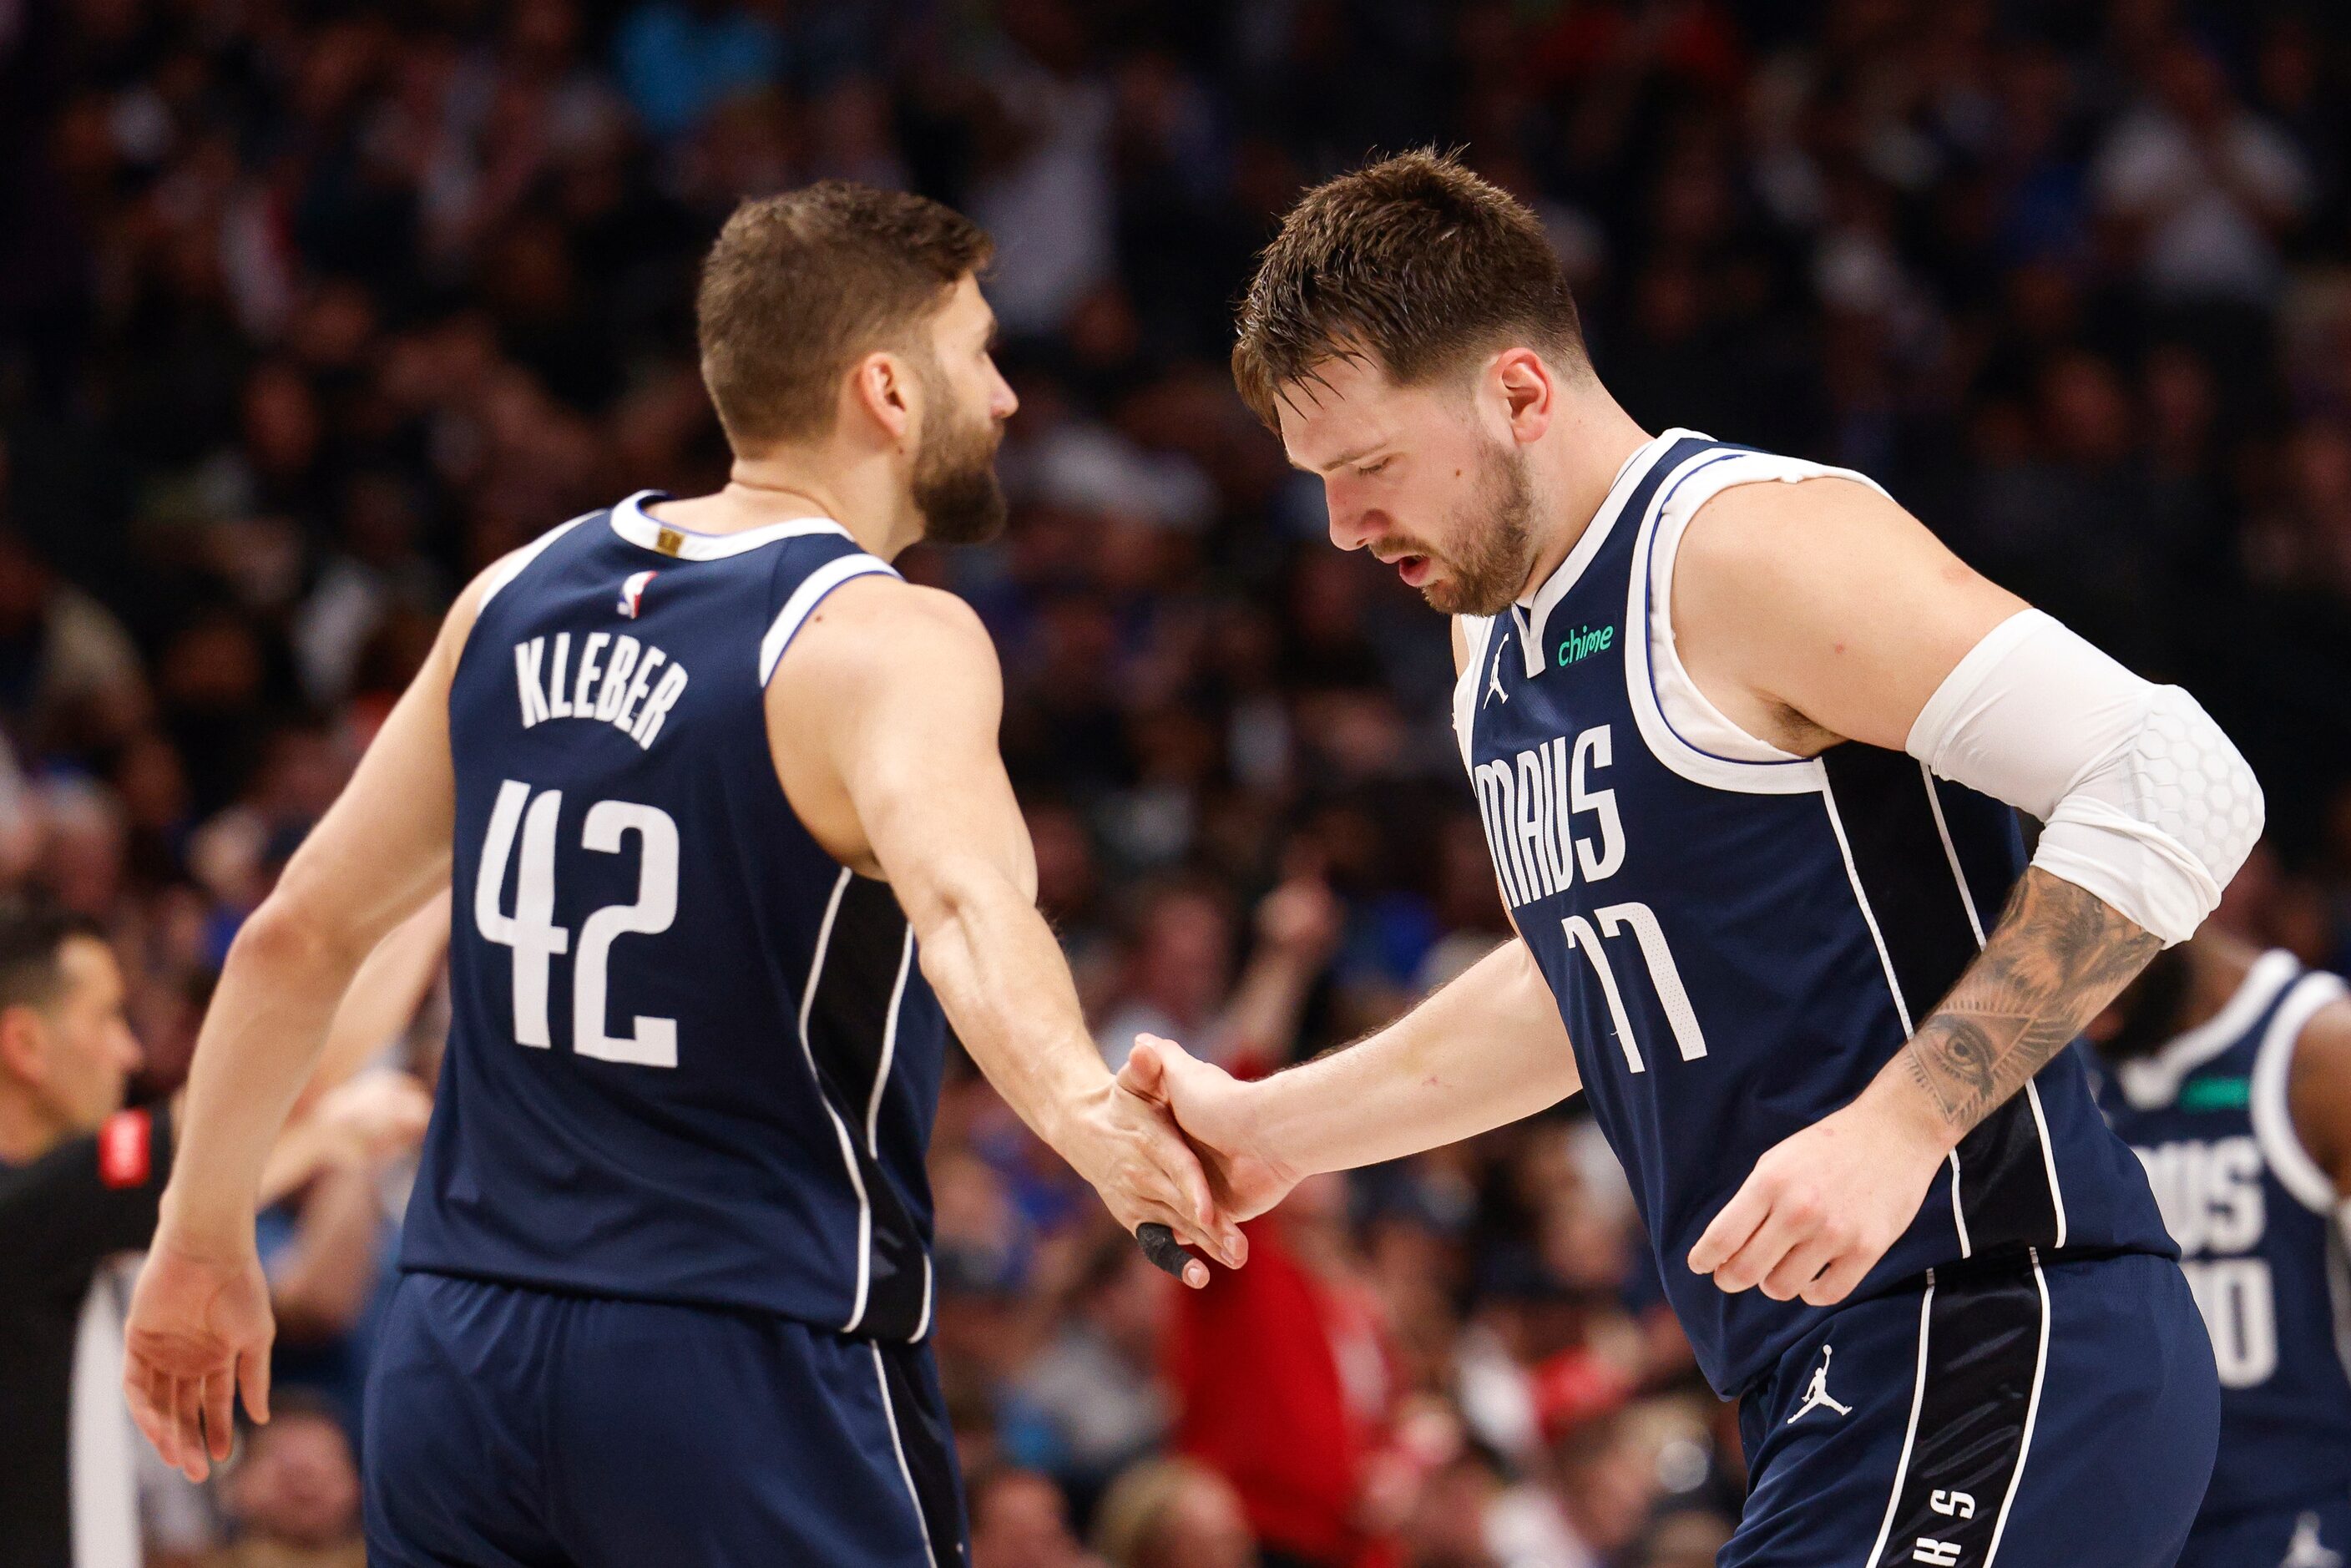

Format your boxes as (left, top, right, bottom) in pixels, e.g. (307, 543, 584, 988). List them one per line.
(619, 569, 657, 619)
(1556, 623, 1615, 666)
(512, 630, 690, 751)
(1470, 721, 1626, 909)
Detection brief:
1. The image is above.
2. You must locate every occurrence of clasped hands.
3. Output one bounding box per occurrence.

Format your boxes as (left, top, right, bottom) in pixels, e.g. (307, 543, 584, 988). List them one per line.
(1110, 1031, 1950, 1310)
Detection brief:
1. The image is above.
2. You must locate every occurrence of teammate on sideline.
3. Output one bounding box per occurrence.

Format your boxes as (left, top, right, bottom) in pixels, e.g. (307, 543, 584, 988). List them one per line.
(1120, 150, 2251, 1565)
(2088, 928, 2351, 1568)
(119, 183, 1243, 1565)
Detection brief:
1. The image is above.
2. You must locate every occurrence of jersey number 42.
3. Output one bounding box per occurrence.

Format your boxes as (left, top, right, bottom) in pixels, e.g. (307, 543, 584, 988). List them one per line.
(473, 779, 680, 1068)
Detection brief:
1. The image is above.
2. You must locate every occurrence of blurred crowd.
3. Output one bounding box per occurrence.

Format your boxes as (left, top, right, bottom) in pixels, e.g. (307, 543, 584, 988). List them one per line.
(4, 0, 2351, 1563)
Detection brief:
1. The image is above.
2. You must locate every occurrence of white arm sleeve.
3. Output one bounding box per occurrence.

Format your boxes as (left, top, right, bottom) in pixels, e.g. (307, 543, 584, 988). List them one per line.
(1904, 609, 2263, 946)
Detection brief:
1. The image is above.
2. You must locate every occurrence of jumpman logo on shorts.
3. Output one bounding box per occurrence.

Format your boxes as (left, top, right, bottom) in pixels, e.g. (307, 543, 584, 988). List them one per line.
(2283, 1513, 2343, 1568)
(1786, 1344, 1854, 1424)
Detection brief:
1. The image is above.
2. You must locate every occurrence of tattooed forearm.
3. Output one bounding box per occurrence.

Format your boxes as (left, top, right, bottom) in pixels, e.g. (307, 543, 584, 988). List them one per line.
(1901, 867, 2163, 1131)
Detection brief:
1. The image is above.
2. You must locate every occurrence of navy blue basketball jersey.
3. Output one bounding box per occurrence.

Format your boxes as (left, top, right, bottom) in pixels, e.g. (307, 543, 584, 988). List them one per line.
(400, 491, 946, 1343)
(2091, 952, 2351, 1520)
(1455, 430, 2175, 1398)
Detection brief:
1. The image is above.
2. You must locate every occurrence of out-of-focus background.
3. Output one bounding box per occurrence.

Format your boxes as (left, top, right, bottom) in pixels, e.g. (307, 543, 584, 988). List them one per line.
(2, 0, 2348, 1564)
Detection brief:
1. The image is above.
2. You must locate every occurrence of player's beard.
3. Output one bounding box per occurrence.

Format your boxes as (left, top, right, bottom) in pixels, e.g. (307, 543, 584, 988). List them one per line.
(1408, 438, 1537, 616)
(911, 359, 1008, 545)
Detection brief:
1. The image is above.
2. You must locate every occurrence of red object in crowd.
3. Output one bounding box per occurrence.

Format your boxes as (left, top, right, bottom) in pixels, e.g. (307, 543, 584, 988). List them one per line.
(1529, 1343, 1635, 1446)
(1167, 1211, 1384, 1567)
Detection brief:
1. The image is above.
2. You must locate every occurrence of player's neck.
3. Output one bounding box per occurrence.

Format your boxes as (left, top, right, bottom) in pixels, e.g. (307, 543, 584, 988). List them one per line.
(650, 454, 920, 560)
(1514, 384, 1653, 603)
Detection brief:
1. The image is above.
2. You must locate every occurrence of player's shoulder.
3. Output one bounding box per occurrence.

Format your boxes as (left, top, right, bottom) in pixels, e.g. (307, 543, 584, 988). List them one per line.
(770, 572, 999, 690)
(1676, 463, 1907, 563)
(796, 572, 983, 643)
(1669, 455, 1964, 623)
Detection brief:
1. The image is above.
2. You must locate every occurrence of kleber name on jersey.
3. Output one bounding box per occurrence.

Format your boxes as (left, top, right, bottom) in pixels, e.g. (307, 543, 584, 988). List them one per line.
(513, 631, 689, 750)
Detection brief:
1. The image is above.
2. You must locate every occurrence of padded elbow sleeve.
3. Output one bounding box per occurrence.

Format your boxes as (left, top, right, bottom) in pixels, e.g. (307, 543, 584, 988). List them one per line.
(1904, 610, 2263, 945)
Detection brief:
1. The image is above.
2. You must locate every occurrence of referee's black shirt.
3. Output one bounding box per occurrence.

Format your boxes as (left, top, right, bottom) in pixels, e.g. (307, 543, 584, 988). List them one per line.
(0, 1105, 173, 1568)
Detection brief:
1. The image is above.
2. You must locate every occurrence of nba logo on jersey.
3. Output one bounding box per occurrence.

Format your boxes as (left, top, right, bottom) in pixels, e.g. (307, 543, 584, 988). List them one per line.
(619, 569, 657, 618)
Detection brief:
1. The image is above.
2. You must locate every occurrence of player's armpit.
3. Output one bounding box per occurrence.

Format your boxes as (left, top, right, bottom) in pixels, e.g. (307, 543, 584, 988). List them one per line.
(2286, 995, 2351, 1198)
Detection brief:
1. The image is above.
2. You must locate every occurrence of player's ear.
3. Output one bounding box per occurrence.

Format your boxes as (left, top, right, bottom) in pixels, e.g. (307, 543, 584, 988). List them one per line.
(1490, 347, 1554, 445)
(846, 351, 916, 448)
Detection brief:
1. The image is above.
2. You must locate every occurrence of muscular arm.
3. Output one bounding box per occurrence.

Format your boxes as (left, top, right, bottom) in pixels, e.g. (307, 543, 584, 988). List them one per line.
(1900, 868, 2160, 1131)
(127, 567, 489, 1478)
(1676, 478, 2178, 1301)
(1123, 935, 1580, 1216)
(157, 578, 479, 1246)
(1121, 620, 1579, 1213)
(769, 579, 1236, 1272)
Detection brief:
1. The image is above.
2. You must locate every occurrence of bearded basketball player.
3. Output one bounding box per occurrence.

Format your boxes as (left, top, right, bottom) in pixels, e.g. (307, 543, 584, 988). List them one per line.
(1124, 151, 2248, 1566)
(121, 183, 1243, 1566)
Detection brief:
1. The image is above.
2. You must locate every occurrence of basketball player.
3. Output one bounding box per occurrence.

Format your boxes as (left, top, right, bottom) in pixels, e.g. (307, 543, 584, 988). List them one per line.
(2088, 930, 2351, 1568)
(1119, 151, 2251, 1565)
(119, 183, 1243, 1565)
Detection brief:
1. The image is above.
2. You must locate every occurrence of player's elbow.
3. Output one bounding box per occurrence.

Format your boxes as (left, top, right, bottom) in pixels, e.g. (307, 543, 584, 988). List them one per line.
(230, 890, 370, 979)
(901, 852, 1026, 944)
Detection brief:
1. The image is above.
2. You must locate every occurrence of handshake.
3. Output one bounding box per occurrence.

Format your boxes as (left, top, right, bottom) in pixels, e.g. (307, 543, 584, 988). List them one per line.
(1064, 1034, 1300, 1289)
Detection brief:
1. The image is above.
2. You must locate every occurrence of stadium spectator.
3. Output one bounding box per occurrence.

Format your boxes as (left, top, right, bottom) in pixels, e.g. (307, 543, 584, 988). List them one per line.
(1091, 1457, 1257, 1568)
(968, 1465, 1105, 1568)
(197, 1393, 365, 1568)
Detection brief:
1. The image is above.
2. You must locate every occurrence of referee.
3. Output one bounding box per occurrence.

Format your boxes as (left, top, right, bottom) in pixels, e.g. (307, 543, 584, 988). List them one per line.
(0, 902, 166, 1568)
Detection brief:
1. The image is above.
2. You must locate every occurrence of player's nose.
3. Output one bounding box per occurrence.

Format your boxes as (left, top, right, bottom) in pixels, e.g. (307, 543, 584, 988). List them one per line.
(1326, 498, 1382, 554)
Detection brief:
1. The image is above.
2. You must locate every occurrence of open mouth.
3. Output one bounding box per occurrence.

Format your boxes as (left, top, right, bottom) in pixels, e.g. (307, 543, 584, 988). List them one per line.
(1396, 554, 1433, 587)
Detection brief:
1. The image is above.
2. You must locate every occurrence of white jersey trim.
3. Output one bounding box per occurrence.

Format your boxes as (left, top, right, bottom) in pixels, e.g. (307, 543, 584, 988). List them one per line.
(1451, 614, 1498, 774)
(608, 489, 852, 559)
(479, 513, 594, 609)
(870, 1344, 943, 1568)
(1925, 759, 2065, 1249)
(867, 928, 916, 1158)
(2117, 948, 2303, 1110)
(799, 869, 876, 1332)
(1863, 1278, 1937, 1568)
(1511, 427, 1700, 679)
(1622, 447, 1889, 797)
(1980, 1251, 2052, 1568)
(759, 554, 901, 686)
(2252, 971, 2350, 1214)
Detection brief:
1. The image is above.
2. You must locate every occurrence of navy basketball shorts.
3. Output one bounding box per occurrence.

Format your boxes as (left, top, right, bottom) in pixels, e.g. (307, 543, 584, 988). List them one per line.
(2178, 1498, 2351, 1568)
(1728, 1250, 2219, 1568)
(362, 1271, 964, 1567)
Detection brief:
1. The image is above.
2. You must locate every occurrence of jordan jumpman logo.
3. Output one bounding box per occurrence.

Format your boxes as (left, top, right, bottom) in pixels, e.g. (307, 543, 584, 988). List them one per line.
(1786, 1344, 1854, 1424)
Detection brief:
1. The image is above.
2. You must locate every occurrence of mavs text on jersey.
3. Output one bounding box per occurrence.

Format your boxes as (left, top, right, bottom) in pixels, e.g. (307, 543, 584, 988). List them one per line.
(366, 493, 963, 1566)
(1456, 431, 2218, 1568)
(2096, 951, 2351, 1568)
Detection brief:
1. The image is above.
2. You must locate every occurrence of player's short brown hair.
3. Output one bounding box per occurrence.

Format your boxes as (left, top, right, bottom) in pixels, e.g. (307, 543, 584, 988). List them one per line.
(696, 182, 993, 450)
(1232, 149, 1589, 428)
